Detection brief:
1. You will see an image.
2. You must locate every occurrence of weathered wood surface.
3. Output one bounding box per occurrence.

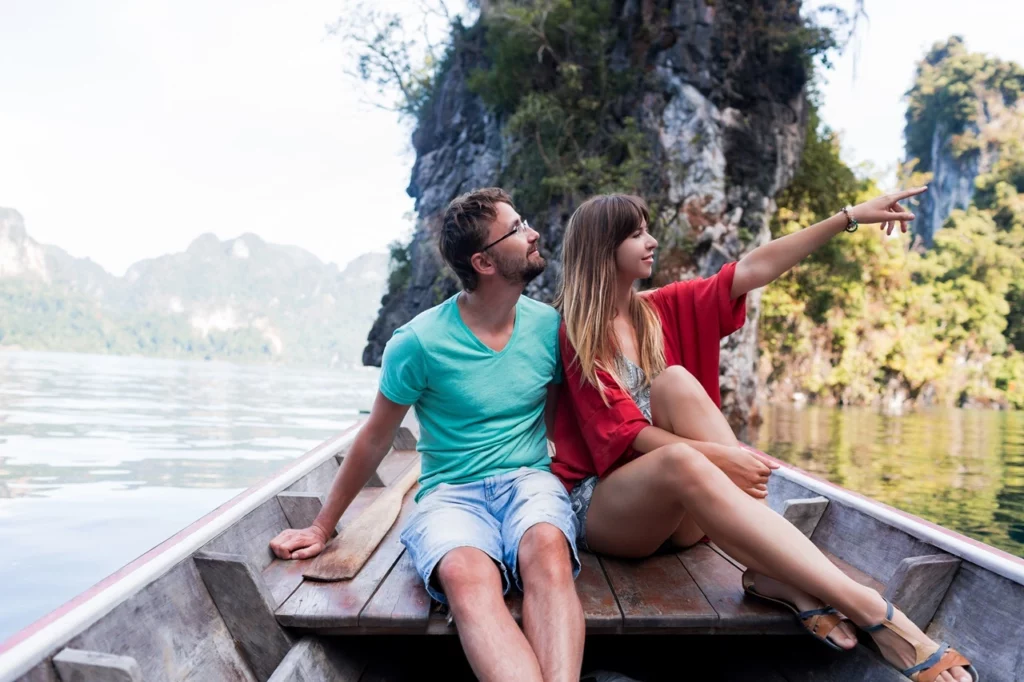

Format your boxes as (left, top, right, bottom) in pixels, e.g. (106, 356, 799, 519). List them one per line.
(375, 450, 419, 487)
(195, 552, 293, 682)
(782, 496, 830, 538)
(201, 498, 290, 572)
(826, 552, 886, 593)
(304, 462, 420, 581)
(52, 649, 142, 682)
(599, 554, 717, 630)
(359, 551, 432, 630)
(767, 475, 819, 515)
(276, 493, 324, 532)
(16, 662, 60, 682)
(284, 447, 415, 502)
(810, 498, 943, 585)
(265, 638, 364, 682)
(276, 495, 416, 630)
(263, 488, 385, 608)
(576, 551, 623, 633)
(284, 458, 342, 496)
(927, 561, 1024, 682)
(391, 427, 417, 451)
(62, 560, 257, 682)
(279, 529, 879, 635)
(678, 544, 797, 632)
(884, 554, 960, 629)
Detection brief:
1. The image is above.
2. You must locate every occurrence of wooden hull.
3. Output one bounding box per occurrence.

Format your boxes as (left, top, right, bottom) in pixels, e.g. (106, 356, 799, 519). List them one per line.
(1, 418, 1021, 681)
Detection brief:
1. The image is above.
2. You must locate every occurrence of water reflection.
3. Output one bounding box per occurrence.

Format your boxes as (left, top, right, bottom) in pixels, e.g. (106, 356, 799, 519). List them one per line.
(755, 406, 1024, 558)
(0, 351, 380, 642)
(3, 351, 1023, 644)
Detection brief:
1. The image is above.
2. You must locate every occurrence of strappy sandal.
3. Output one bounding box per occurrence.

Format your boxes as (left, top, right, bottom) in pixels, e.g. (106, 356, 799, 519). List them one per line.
(741, 569, 851, 651)
(861, 599, 979, 682)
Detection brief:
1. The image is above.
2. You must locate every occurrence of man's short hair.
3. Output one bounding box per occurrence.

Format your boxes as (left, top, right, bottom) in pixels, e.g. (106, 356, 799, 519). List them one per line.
(439, 187, 515, 291)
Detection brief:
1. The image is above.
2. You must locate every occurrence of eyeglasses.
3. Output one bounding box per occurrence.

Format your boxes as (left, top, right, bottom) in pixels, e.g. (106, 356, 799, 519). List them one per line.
(477, 219, 530, 252)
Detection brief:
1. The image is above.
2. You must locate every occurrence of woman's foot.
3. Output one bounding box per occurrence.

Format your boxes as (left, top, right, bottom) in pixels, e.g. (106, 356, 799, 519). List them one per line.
(857, 599, 974, 682)
(750, 573, 858, 649)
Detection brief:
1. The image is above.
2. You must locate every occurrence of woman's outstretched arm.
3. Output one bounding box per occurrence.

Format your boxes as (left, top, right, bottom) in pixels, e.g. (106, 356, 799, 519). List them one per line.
(730, 186, 927, 299)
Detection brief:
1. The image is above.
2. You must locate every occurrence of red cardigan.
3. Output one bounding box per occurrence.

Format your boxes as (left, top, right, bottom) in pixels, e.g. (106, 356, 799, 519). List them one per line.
(551, 261, 748, 491)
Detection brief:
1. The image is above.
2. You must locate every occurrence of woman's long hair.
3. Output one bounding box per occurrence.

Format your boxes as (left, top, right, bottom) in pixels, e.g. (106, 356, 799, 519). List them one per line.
(554, 194, 666, 400)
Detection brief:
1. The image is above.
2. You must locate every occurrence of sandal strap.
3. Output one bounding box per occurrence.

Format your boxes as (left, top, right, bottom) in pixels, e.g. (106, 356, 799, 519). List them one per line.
(804, 611, 846, 641)
(861, 598, 895, 632)
(905, 642, 949, 678)
(910, 645, 973, 682)
(797, 605, 837, 619)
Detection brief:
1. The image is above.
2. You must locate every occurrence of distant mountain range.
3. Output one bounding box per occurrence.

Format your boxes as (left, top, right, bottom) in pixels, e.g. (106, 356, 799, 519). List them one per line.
(0, 207, 388, 365)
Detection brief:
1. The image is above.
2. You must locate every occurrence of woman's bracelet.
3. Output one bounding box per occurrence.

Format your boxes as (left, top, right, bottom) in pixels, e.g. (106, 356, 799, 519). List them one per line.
(841, 205, 859, 233)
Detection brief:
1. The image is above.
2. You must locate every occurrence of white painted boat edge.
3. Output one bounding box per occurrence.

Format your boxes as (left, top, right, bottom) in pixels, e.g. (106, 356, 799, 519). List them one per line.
(0, 425, 360, 682)
(775, 464, 1024, 586)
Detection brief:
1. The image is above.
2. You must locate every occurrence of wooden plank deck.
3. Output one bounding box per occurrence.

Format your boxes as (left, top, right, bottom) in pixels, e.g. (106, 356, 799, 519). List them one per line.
(271, 494, 809, 636)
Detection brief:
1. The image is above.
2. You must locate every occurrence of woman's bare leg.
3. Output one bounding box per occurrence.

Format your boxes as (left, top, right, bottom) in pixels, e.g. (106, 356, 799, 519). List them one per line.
(585, 445, 973, 682)
(649, 366, 856, 647)
(650, 366, 743, 547)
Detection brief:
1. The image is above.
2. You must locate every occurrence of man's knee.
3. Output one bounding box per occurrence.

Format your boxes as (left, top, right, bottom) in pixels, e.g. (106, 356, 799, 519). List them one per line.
(436, 547, 503, 605)
(518, 523, 572, 587)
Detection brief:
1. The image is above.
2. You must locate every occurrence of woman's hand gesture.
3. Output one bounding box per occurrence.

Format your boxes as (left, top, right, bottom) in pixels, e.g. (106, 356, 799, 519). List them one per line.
(849, 186, 928, 236)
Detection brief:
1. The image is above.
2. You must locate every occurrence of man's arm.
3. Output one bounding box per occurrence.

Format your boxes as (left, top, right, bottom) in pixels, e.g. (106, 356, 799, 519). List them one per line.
(730, 187, 926, 298)
(269, 391, 411, 560)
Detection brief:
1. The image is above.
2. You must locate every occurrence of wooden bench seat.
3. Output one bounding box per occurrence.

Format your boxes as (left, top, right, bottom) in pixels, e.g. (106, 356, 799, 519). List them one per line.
(271, 489, 805, 636)
(257, 453, 958, 641)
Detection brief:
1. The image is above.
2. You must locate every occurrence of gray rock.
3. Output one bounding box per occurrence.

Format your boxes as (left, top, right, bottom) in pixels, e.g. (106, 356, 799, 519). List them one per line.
(363, 1, 812, 434)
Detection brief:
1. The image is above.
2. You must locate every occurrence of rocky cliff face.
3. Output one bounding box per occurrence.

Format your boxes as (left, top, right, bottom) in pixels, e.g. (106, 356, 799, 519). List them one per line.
(0, 208, 116, 298)
(364, 0, 812, 434)
(905, 37, 1024, 246)
(912, 103, 1024, 245)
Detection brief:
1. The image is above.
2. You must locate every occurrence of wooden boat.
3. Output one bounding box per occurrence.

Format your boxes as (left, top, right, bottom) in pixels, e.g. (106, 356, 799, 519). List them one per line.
(2, 416, 1022, 681)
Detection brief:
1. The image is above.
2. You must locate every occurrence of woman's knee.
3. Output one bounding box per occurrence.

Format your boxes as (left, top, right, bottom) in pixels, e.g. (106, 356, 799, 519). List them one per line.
(651, 365, 709, 408)
(654, 444, 717, 496)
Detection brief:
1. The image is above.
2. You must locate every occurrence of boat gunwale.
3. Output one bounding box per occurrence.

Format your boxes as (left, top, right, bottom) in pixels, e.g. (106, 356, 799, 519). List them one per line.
(0, 421, 364, 682)
(758, 449, 1024, 586)
(3, 427, 1024, 681)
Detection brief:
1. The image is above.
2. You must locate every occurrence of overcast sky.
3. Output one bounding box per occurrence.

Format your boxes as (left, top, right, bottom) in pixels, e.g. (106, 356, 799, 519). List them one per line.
(1, 1, 1022, 276)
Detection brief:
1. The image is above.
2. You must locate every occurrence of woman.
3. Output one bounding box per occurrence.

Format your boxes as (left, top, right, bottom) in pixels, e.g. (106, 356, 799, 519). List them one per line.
(551, 189, 978, 682)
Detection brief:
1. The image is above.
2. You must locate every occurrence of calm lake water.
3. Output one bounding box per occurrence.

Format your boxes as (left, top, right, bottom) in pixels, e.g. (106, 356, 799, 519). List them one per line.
(1, 351, 1022, 643)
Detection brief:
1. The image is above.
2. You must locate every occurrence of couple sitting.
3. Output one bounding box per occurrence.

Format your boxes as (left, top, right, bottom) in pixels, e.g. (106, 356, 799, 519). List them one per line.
(270, 187, 976, 682)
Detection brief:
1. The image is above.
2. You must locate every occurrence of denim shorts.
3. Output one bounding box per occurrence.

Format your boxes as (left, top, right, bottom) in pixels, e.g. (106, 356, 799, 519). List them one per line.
(569, 475, 696, 555)
(399, 466, 581, 605)
(568, 475, 599, 553)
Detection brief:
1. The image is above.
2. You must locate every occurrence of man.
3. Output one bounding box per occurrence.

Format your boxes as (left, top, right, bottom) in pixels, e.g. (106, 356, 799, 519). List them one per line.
(270, 188, 585, 682)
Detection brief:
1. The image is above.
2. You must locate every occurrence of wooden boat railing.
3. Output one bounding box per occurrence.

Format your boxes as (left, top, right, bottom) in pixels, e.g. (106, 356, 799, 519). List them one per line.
(2, 417, 1023, 681)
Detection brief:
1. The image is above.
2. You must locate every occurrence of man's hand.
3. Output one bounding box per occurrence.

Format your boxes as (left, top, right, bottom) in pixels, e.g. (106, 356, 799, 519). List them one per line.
(269, 525, 330, 560)
(707, 443, 779, 499)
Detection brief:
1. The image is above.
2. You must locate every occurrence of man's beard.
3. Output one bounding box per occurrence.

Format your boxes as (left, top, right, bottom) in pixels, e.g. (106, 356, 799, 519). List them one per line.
(493, 250, 546, 285)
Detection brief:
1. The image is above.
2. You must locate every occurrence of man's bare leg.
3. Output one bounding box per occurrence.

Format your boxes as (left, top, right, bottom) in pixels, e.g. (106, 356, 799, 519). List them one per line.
(438, 547, 543, 682)
(518, 524, 585, 682)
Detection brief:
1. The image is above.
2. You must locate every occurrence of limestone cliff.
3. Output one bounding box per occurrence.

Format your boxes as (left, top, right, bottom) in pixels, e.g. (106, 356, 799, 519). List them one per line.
(364, 0, 815, 434)
(905, 36, 1024, 246)
(1, 211, 388, 364)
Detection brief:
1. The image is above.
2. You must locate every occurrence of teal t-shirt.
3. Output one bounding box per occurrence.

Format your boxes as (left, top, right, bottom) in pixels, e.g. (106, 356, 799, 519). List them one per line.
(379, 293, 562, 501)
